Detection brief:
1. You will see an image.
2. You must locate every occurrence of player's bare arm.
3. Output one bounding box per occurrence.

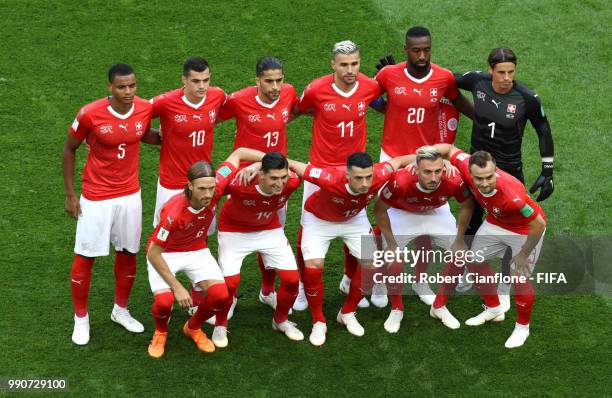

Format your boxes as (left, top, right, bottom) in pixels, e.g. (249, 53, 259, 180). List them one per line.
(374, 199, 398, 251)
(387, 154, 416, 170)
(62, 134, 83, 219)
(451, 197, 474, 253)
(142, 127, 161, 145)
(224, 147, 267, 169)
(147, 242, 192, 308)
(287, 159, 308, 177)
(511, 214, 546, 276)
(450, 91, 474, 120)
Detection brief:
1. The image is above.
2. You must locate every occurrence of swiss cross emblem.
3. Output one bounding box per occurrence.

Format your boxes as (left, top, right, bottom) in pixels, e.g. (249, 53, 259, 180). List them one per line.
(358, 101, 366, 111)
(430, 88, 438, 96)
(209, 110, 216, 122)
(136, 121, 142, 130)
(507, 104, 516, 113)
(282, 108, 289, 118)
(492, 206, 502, 216)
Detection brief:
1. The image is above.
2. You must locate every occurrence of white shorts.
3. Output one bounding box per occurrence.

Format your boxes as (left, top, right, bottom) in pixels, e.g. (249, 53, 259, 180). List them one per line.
(301, 210, 375, 261)
(74, 190, 142, 257)
(471, 221, 545, 272)
(147, 248, 224, 292)
(218, 228, 297, 276)
(154, 179, 216, 235)
(386, 205, 456, 250)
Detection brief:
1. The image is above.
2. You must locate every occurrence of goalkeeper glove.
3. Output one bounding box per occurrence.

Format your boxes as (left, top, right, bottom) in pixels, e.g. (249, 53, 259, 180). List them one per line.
(529, 161, 554, 201)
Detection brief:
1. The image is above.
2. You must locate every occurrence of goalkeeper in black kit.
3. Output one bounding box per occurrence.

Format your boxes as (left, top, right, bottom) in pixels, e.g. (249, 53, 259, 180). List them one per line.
(454, 47, 554, 294)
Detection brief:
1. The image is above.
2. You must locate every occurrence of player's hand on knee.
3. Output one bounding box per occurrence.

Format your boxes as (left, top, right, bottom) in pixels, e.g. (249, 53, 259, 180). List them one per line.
(375, 54, 396, 72)
(65, 195, 81, 219)
(510, 253, 531, 278)
(173, 285, 193, 309)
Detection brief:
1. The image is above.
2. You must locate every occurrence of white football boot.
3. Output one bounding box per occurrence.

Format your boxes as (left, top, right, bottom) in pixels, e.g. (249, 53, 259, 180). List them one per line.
(465, 304, 505, 326)
(336, 311, 365, 336)
(111, 305, 144, 333)
(383, 309, 404, 333)
(370, 283, 389, 308)
(293, 282, 309, 311)
(309, 322, 327, 346)
(272, 320, 304, 341)
(505, 323, 530, 348)
(430, 306, 460, 329)
(72, 314, 90, 345)
(212, 326, 228, 348)
(259, 290, 277, 310)
(412, 282, 436, 306)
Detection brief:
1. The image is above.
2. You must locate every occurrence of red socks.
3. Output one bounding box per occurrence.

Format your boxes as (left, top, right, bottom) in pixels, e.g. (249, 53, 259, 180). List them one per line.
(413, 236, 432, 281)
(343, 245, 359, 279)
(152, 291, 174, 332)
(342, 267, 377, 314)
(274, 270, 299, 323)
(258, 253, 276, 295)
(513, 280, 535, 325)
(467, 262, 500, 308)
(433, 262, 465, 309)
(70, 255, 94, 317)
(303, 267, 325, 323)
(114, 251, 136, 308)
(190, 286, 203, 307)
(215, 275, 241, 327)
(189, 283, 231, 330)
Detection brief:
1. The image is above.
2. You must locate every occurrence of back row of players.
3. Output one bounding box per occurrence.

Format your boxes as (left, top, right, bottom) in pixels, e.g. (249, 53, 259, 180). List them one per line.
(62, 26, 554, 356)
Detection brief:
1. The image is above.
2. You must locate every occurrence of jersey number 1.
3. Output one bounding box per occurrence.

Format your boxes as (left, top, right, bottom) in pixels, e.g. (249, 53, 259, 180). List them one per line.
(488, 122, 495, 138)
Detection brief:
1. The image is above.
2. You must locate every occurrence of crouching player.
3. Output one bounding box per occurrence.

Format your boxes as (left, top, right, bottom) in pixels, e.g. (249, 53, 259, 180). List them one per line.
(146, 148, 264, 358)
(288, 152, 412, 345)
(374, 146, 475, 333)
(433, 144, 546, 348)
(212, 152, 303, 347)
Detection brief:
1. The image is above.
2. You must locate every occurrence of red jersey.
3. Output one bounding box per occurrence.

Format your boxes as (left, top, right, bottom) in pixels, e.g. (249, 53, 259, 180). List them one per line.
(303, 162, 395, 222)
(380, 168, 470, 213)
(151, 87, 226, 189)
(218, 172, 301, 232)
(298, 74, 382, 167)
(450, 150, 545, 235)
(438, 98, 459, 144)
(219, 85, 298, 157)
(147, 162, 237, 252)
(375, 62, 459, 156)
(69, 97, 153, 200)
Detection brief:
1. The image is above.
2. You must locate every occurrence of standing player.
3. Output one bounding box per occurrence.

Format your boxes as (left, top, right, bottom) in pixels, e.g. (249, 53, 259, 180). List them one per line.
(218, 57, 299, 309)
(295, 40, 383, 310)
(146, 148, 265, 358)
(212, 152, 303, 347)
(372, 27, 474, 307)
(374, 146, 475, 333)
(454, 47, 554, 294)
(150, 56, 226, 227)
(62, 64, 156, 345)
(288, 152, 412, 346)
(433, 143, 546, 348)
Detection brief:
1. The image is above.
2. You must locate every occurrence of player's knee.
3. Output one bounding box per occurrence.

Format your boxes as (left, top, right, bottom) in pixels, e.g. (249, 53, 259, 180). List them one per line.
(207, 283, 231, 308)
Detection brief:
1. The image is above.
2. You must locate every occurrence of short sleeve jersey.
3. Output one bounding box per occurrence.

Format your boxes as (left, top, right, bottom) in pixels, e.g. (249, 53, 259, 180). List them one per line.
(303, 162, 395, 222)
(298, 74, 382, 167)
(455, 71, 551, 167)
(375, 63, 459, 157)
(437, 98, 459, 144)
(147, 162, 237, 252)
(69, 96, 153, 200)
(380, 168, 470, 213)
(218, 172, 302, 232)
(219, 84, 298, 158)
(151, 87, 226, 189)
(450, 150, 544, 234)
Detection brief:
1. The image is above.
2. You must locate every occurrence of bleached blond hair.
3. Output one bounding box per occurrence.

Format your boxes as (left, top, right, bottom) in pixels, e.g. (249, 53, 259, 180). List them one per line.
(332, 40, 360, 59)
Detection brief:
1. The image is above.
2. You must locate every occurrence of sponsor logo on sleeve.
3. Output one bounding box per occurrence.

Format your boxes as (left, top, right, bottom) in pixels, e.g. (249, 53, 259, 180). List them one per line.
(71, 118, 79, 131)
(447, 118, 458, 131)
(157, 227, 170, 241)
(309, 167, 323, 179)
(384, 164, 394, 173)
(520, 204, 534, 218)
(218, 165, 232, 178)
(456, 153, 469, 161)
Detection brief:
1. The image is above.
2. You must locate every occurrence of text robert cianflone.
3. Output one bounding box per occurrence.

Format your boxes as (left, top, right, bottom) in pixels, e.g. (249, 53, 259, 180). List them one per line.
(372, 247, 486, 268)
(372, 272, 531, 285)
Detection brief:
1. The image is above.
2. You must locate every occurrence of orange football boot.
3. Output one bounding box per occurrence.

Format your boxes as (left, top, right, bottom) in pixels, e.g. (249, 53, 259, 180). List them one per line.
(183, 321, 215, 353)
(148, 331, 168, 358)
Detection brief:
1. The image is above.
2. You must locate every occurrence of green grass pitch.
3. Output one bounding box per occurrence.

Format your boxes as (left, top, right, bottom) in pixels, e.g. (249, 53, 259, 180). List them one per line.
(1, 0, 610, 396)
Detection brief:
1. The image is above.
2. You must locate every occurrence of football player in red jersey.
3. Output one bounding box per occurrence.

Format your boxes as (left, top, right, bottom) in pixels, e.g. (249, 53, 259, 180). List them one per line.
(433, 143, 546, 348)
(146, 147, 266, 358)
(294, 40, 383, 310)
(372, 26, 474, 308)
(62, 64, 158, 345)
(287, 152, 413, 346)
(211, 152, 303, 347)
(218, 57, 300, 312)
(374, 146, 475, 333)
(150, 56, 225, 228)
